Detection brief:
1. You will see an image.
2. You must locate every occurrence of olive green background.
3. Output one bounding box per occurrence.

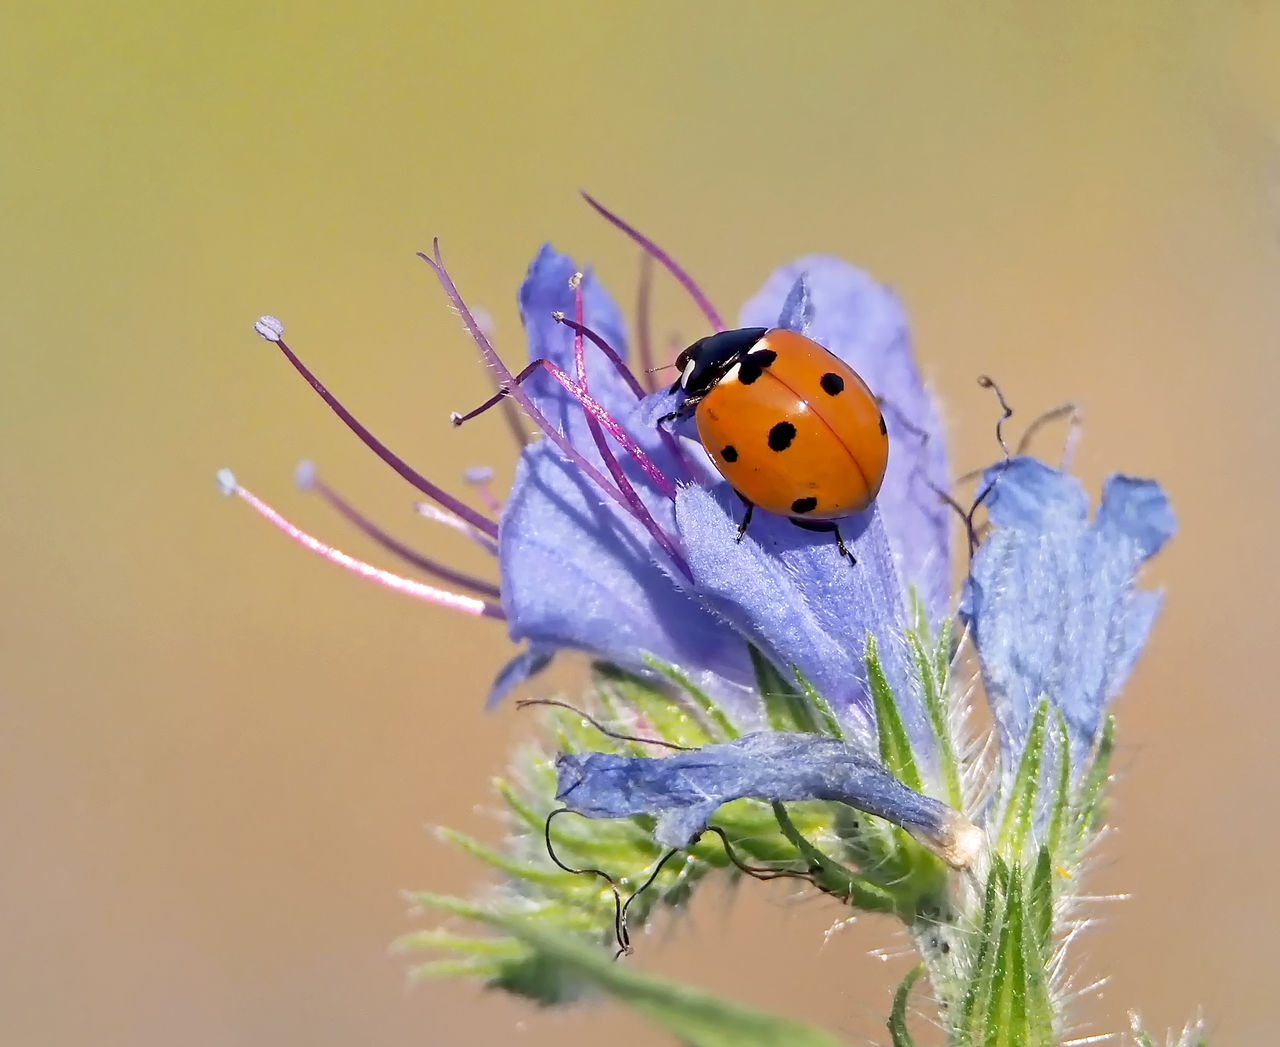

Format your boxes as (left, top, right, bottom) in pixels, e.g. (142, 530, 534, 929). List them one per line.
(3, 4, 1277, 1044)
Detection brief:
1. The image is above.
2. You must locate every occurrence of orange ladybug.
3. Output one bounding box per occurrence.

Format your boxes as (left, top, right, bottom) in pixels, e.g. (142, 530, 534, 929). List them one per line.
(660, 327, 888, 562)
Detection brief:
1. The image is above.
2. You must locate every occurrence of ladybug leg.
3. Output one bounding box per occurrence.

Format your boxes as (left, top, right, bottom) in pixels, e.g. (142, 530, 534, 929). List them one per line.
(788, 518, 857, 566)
(657, 394, 701, 427)
(734, 496, 755, 544)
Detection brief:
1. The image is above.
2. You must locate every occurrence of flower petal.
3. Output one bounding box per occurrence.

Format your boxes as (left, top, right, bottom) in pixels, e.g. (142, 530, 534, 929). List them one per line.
(674, 485, 932, 753)
(959, 457, 1175, 766)
(740, 259, 951, 619)
(518, 245, 636, 439)
(499, 440, 756, 714)
(555, 732, 982, 868)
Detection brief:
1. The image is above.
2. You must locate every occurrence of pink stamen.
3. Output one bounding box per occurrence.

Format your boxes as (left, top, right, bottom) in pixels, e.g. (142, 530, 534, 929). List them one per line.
(420, 242, 694, 580)
(635, 251, 656, 392)
(569, 278, 692, 577)
(254, 316, 499, 541)
(580, 192, 725, 332)
(552, 314, 647, 401)
(553, 312, 695, 479)
(451, 358, 675, 499)
(414, 501, 499, 556)
(217, 469, 503, 619)
(295, 461, 502, 600)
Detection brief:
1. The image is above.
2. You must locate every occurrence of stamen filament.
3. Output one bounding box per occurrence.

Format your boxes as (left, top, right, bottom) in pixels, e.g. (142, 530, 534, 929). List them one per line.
(580, 192, 725, 332)
(218, 469, 503, 619)
(254, 317, 499, 540)
(451, 357, 675, 500)
(414, 501, 499, 556)
(420, 242, 694, 580)
(295, 461, 501, 600)
(568, 278, 691, 576)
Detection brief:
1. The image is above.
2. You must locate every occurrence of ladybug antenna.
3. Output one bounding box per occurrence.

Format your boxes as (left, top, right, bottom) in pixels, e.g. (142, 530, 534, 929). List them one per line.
(635, 251, 656, 391)
(645, 363, 678, 375)
(543, 809, 630, 956)
(515, 698, 695, 752)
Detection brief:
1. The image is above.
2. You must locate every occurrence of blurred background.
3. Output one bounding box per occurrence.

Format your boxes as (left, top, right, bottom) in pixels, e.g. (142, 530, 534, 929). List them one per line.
(3, 3, 1277, 1044)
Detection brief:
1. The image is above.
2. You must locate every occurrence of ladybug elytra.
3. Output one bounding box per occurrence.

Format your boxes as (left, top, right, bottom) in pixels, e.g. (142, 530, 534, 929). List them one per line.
(660, 327, 888, 562)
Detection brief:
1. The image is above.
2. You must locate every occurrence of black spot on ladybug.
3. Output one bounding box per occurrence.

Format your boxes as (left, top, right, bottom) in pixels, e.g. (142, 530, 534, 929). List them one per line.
(767, 421, 796, 451)
(819, 372, 844, 396)
(721, 445, 738, 463)
(790, 496, 818, 515)
(878, 414, 887, 435)
(736, 348, 777, 385)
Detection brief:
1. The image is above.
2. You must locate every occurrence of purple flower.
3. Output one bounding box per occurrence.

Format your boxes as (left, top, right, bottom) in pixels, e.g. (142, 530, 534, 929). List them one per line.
(220, 197, 964, 855)
(959, 457, 1175, 770)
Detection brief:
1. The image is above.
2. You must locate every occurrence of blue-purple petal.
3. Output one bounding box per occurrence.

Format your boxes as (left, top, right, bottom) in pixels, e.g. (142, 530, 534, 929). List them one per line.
(555, 732, 980, 866)
(499, 440, 756, 713)
(959, 457, 1175, 766)
(674, 485, 932, 754)
(740, 260, 951, 619)
(518, 245, 636, 438)
(487, 644, 555, 709)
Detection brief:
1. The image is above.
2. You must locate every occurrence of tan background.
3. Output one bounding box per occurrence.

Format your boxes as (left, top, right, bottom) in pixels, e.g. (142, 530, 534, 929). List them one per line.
(2, 3, 1277, 1044)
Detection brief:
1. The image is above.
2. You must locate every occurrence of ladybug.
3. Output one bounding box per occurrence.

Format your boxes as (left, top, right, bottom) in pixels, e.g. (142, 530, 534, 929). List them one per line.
(660, 327, 888, 562)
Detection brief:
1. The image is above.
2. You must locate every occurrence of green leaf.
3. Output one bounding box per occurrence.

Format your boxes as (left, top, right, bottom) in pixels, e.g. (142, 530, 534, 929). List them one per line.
(750, 644, 821, 734)
(888, 964, 924, 1047)
(419, 895, 847, 1047)
(998, 699, 1050, 859)
(865, 634, 924, 793)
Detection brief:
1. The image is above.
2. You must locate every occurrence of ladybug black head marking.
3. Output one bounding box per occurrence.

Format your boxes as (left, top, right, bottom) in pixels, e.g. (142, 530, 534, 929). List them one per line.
(671, 327, 770, 397)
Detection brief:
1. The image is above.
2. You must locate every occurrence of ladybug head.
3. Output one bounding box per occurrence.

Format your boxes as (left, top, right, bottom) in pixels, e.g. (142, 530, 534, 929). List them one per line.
(671, 327, 770, 397)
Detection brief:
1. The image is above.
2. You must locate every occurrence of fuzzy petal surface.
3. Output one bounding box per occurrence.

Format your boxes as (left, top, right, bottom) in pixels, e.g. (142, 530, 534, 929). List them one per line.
(959, 457, 1175, 765)
(555, 732, 961, 851)
(674, 486, 930, 751)
(740, 259, 951, 619)
(498, 440, 755, 713)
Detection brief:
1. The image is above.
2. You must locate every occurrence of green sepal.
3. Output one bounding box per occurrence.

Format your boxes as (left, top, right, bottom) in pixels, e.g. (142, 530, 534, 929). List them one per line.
(596, 662, 719, 750)
(750, 644, 822, 734)
(770, 802, 898, 914)
(998, 699, 1050, 859)
(792, 666, 846, 739)
(1045, 710, 1072, 859)
(906, 626, 962, 809)
(1075, 713, 1115, 842)
(959, 857, 1009, 1037)
(413, 894, 846, 1047)
(1028, 846, 1054, 959)
(865, 634, 924, 793)
(888, 964, 924, 1047)
(640, 654, 740, 740)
